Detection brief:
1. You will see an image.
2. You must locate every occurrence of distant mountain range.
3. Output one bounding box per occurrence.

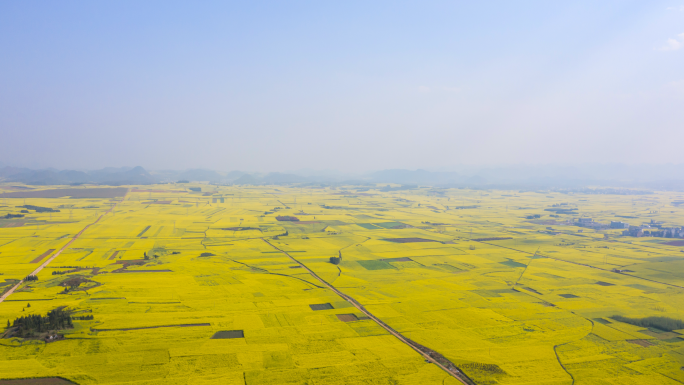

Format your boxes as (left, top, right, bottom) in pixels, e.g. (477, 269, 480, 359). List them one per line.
(0, 166, 155, 186)
(2, 164, 684, 191)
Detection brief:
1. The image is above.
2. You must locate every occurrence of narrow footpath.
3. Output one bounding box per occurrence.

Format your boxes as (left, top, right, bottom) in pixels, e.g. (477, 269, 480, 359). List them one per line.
(0, 191, 127, 304)
(262, 238, 472, 385)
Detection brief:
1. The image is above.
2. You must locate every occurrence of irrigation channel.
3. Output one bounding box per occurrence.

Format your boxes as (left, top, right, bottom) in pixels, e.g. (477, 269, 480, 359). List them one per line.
(0, 191, 128, 305)
(262, 238, 474, 385)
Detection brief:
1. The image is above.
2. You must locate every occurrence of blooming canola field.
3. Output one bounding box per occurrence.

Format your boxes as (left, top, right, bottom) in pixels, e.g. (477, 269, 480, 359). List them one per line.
(1, 184, 684, 384)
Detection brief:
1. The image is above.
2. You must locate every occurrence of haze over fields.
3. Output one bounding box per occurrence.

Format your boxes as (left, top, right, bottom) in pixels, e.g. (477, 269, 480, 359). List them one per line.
(2, 2, 684, 385)
(1, 1, 683, 172)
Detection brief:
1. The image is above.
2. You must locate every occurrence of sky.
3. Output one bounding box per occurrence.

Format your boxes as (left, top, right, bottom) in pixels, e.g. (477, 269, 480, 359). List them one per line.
(1, 1, 683, 172)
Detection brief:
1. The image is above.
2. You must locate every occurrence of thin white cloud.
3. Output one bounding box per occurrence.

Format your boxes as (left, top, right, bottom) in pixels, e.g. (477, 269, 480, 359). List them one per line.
(666, 5, 684, 11)
(658, 33, 684, 51)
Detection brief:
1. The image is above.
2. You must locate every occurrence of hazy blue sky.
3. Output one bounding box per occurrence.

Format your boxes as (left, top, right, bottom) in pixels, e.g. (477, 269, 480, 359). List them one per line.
(1, 1, 683, 172)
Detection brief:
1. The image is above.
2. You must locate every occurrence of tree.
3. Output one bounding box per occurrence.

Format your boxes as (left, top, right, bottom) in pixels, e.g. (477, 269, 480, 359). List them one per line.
(6, 320, 9, 328)
(27, 303, 30, 308)
(330, 256, 341, 265)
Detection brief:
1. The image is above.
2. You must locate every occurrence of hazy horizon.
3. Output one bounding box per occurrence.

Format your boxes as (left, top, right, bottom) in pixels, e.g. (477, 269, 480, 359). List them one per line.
(2, 1, 683, 172)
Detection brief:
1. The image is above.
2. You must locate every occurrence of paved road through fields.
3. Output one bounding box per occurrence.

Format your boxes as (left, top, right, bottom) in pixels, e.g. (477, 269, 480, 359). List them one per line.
(262, 238, 472, 385)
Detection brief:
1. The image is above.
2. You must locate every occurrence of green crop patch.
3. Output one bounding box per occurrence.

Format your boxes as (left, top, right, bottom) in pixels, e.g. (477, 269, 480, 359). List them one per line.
(433, 263, 462, 272)
(357, 260, 396, 270)
(356, 223, 380, 229)
(500, 259, 527, 268)
(373, 222, 406, 229)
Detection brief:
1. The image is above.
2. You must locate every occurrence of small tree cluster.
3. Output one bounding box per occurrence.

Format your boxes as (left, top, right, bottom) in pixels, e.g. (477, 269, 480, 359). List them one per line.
(11, 308, 73, 336)
(329, 256, 341, 265)
(24, 275, 38, 281)
(72, 314, 94, 320)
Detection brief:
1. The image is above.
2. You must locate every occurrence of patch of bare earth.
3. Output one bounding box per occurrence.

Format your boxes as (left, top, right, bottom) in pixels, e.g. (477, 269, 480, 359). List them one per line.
(31, 249, 55, 263)
(627, 339, 654, 347)
(336, 314, 359, 322)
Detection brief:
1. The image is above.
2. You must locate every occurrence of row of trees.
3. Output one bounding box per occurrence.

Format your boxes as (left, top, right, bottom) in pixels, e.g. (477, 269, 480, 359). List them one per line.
(24, 275, 38, 281)
(611, 315, 684, 332)
(52, 269, 78, 275)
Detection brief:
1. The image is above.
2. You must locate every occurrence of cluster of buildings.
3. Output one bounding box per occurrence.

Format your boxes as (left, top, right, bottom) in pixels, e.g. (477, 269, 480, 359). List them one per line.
(574, 217, 610, 230)
(622, 222, 684, 238)
(573, 218, 684, 238)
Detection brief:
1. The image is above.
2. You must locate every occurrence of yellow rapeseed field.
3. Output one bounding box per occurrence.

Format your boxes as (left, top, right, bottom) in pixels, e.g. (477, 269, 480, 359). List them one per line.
(1, 184, 684, 384)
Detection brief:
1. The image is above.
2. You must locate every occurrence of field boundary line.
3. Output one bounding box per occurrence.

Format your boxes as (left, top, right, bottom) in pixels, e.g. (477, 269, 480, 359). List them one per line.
(475, 240, 684, 289)
(0, 190, 129, 304)
(262, 238, 473, 385)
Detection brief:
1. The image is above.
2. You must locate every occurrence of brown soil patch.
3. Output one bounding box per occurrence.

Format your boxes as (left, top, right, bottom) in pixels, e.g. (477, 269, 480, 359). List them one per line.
(309, 303, 334, 311)
(383, 238, 439, 243)
(596, 281, 615, 286)
(31, 249, 55, 264)
(92, 323, 210, 332)
(336, 314, 359, 322)
(627, 339, 654, 347)
(663, 240, 684, 246)
(108, 251, 120, 260)
(3, 222, 25, 228)
(0, 187, 127, 199)
(473, 237, 513, 242)
(0, 378, 76, 384)
(289, 265, 302, 268)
